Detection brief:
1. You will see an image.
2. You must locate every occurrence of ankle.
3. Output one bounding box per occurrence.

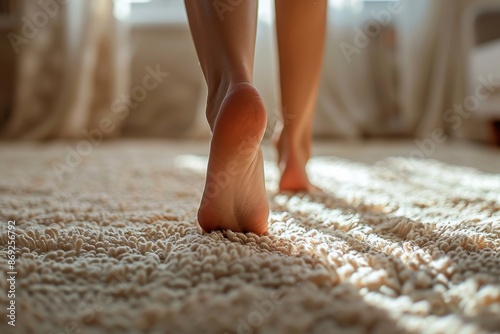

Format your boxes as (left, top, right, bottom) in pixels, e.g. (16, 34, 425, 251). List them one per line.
(205, 76, 253, 129)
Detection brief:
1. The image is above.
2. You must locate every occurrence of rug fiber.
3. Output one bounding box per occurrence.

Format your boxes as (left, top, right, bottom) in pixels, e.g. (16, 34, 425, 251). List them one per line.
(0, 142, 499, 334)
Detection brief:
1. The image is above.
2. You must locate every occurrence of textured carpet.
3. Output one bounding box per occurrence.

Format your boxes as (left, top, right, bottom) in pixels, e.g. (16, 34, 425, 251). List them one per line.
(0, 142, 499, 334)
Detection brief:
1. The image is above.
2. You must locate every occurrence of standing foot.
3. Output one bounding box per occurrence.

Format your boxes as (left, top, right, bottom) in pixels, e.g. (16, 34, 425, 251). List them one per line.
(274, 129, 321, 193)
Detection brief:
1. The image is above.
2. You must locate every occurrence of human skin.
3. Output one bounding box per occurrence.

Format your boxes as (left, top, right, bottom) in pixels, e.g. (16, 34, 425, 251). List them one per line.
(184, 0, 327, 235)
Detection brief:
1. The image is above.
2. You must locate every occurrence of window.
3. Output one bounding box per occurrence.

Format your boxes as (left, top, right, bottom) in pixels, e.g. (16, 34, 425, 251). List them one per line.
(125, 0, 278, 26)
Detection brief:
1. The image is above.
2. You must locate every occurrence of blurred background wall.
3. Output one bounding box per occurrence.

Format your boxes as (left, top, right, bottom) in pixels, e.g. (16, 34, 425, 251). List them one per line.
(1, 0, 499, 143)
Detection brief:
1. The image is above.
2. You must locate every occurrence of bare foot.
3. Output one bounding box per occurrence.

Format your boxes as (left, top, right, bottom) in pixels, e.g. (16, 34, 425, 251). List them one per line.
(274, 128, 321, 193)
(198, 83, 269, 235)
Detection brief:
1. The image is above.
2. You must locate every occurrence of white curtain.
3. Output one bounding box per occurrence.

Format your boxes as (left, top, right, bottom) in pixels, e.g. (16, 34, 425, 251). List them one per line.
(312, 0, 491, 140)
(3, 0, 130, 139)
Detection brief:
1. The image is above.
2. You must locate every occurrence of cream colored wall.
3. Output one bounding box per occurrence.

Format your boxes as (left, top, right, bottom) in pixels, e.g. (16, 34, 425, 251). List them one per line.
(122, 25, 203, 138)
(124, 20, 279, 139)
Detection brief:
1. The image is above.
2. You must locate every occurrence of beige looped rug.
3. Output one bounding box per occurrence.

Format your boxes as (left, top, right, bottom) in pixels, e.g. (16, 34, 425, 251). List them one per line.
(0, 142, 499, 334)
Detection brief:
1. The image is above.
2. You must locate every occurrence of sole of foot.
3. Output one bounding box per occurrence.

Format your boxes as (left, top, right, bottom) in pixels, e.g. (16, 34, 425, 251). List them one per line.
(198, 82, 270, 235)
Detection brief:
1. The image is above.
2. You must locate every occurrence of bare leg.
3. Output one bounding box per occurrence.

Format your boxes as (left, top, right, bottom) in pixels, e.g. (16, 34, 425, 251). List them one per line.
(185, 0, 269, 234)
(275, 0, 327, 192)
